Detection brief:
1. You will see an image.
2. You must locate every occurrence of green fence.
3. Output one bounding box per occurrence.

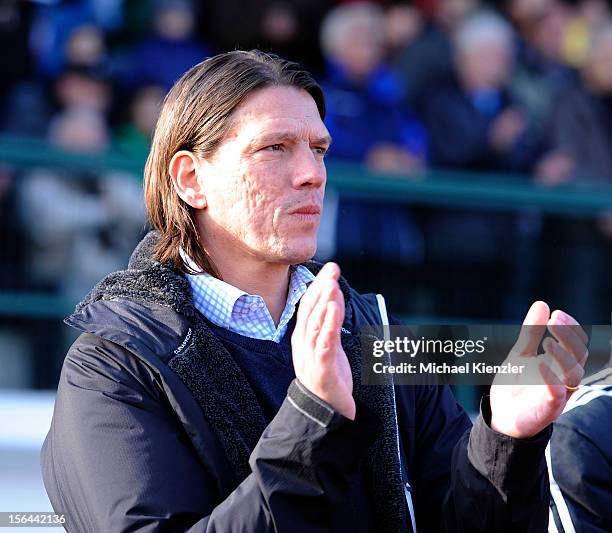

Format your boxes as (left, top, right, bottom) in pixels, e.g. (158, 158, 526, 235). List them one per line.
(2, 134, 612, 319)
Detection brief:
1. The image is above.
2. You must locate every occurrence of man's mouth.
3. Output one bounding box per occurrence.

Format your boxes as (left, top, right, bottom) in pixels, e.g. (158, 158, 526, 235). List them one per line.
(291, 205, 321, 215)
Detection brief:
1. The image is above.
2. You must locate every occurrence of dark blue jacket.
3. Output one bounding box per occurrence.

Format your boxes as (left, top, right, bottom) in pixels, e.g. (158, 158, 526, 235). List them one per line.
(321, 63, 427, 162)
(41, 231, 551, 532)
(321, 64, 426, 263)
(423, 79, 541, 173)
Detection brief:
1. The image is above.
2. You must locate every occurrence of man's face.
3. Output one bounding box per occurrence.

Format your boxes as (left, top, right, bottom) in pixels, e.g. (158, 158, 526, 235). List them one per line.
(458, 42, 512, 91)
(196, 85, 330, 266)
(337, 19, 386, 80)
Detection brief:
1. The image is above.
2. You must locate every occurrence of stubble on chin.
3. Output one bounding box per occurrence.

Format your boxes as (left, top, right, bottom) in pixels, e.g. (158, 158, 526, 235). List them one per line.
(271, 236, 317, 266)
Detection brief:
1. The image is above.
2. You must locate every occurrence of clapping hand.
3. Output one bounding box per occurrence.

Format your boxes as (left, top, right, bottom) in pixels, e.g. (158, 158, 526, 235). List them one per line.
(291, 263, 355, 420)
(490, 301, 589, 438)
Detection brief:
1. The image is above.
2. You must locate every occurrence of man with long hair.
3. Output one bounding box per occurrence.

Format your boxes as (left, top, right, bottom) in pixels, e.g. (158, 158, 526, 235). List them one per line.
(41, 50, 588, 532)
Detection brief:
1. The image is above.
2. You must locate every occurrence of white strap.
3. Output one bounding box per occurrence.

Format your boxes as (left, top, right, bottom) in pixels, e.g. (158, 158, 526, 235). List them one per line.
(376, 293, 390, 330)
(376, 294, 417, 533)
(548, 509, 560, 533)
(546, 444, 576, 533)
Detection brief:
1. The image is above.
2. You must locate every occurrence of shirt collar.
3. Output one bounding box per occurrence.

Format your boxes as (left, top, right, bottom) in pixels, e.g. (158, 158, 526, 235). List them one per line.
(180, 247, 315, 335)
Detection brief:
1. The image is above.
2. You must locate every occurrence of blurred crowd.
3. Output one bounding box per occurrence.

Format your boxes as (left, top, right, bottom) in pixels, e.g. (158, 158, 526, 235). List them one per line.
(1, 0, 612, 386)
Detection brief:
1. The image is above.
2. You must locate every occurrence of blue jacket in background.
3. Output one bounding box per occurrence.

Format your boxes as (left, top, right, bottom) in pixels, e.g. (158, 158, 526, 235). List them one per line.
(320, 63, 427, 263)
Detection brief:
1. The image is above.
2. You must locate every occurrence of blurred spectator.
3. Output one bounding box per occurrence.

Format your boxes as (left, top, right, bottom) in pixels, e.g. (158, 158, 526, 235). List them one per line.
(3, 64, 112, 140)
(29, 0, 121, 78)
(320, 2, 427, 169)
(424, 10, 540, 171)
(534, 23, 612, 323)
(5, 0, 125, 388)
(2, 17, 112, 138)
(507, 0, 578, 136)
(11, 104, 146, 388)
(422, 11, 542, 319)
(318, 2, 426, 313)
(64, 23, 109, 71)
(392, 0, 478, 108)
(114, 84, 164, 159)
(537, 24, 612, 186)
(385, 3, 424, 57)
(17, 108, 145, 300)
(54, 66, 113, 114)
(49, 107, 109, 153)
(117, 0, 211, 90)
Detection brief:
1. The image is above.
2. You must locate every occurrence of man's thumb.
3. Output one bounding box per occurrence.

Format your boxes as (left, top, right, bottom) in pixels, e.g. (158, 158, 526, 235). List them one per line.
(512, 301, 550, 356)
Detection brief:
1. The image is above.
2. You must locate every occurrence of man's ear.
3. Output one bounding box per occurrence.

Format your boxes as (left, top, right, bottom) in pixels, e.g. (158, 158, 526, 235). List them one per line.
(169, 150, 207, 209)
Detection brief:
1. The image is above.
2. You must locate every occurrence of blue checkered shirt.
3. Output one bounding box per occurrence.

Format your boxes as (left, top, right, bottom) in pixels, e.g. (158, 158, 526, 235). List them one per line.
(183, 254, 314, 343)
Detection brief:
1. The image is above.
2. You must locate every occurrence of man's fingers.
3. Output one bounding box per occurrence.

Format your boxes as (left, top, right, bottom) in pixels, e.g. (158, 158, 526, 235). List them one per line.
(306, 280, 336, 347)
(315, 300, 342, 357)
(550, 310, 589, 345)
(538, 361, 567, 402)
(307, 280, 344, 346)
(296, 262, 340, 332)
(329, 274, 344, 318)
(547, 314, 589, 368)
(512, 301, 550, 356)
(297, 265, 331, 321)
(543, 338, 585, 387)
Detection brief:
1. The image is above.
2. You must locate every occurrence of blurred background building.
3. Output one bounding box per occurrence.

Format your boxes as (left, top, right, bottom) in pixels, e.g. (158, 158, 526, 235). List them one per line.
(1, 0, 611, 520)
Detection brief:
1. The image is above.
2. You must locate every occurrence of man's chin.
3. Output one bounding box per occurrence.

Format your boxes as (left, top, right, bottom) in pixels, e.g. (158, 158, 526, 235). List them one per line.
(278, 242, 317, 265)
(287, 251, 316, 266)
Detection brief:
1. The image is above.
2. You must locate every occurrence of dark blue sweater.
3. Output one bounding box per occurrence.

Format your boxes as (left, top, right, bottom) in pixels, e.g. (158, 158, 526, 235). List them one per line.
(205, 316, 376, 532)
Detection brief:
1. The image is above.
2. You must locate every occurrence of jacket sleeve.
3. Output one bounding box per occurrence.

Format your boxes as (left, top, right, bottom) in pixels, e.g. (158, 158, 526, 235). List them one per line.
(404, 384, 551, 533)
(41, 334, 380, 533)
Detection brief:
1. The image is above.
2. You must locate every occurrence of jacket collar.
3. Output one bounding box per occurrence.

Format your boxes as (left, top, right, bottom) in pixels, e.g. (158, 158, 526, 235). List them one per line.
(74, 230, 356, 329)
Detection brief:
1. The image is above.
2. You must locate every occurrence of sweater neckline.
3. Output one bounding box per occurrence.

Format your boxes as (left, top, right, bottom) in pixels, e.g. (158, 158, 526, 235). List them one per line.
(201, 313, 296, 355)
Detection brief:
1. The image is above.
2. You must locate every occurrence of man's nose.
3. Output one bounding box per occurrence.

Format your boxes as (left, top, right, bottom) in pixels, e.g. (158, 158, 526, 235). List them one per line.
(291, 146, 326, 189)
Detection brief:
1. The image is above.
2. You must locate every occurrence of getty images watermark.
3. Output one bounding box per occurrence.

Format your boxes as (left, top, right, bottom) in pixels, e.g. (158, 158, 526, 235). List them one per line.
(360, 324, 611, 386)
(370, 334, 524, 376)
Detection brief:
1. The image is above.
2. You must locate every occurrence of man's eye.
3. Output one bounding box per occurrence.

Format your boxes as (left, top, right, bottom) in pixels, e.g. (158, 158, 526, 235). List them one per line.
(313, 146, 328, 156)
(265, 144, 283, 152)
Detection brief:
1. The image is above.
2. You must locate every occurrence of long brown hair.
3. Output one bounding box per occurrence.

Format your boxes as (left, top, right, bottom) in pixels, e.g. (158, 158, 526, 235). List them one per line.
(143, 50, 325, 276)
